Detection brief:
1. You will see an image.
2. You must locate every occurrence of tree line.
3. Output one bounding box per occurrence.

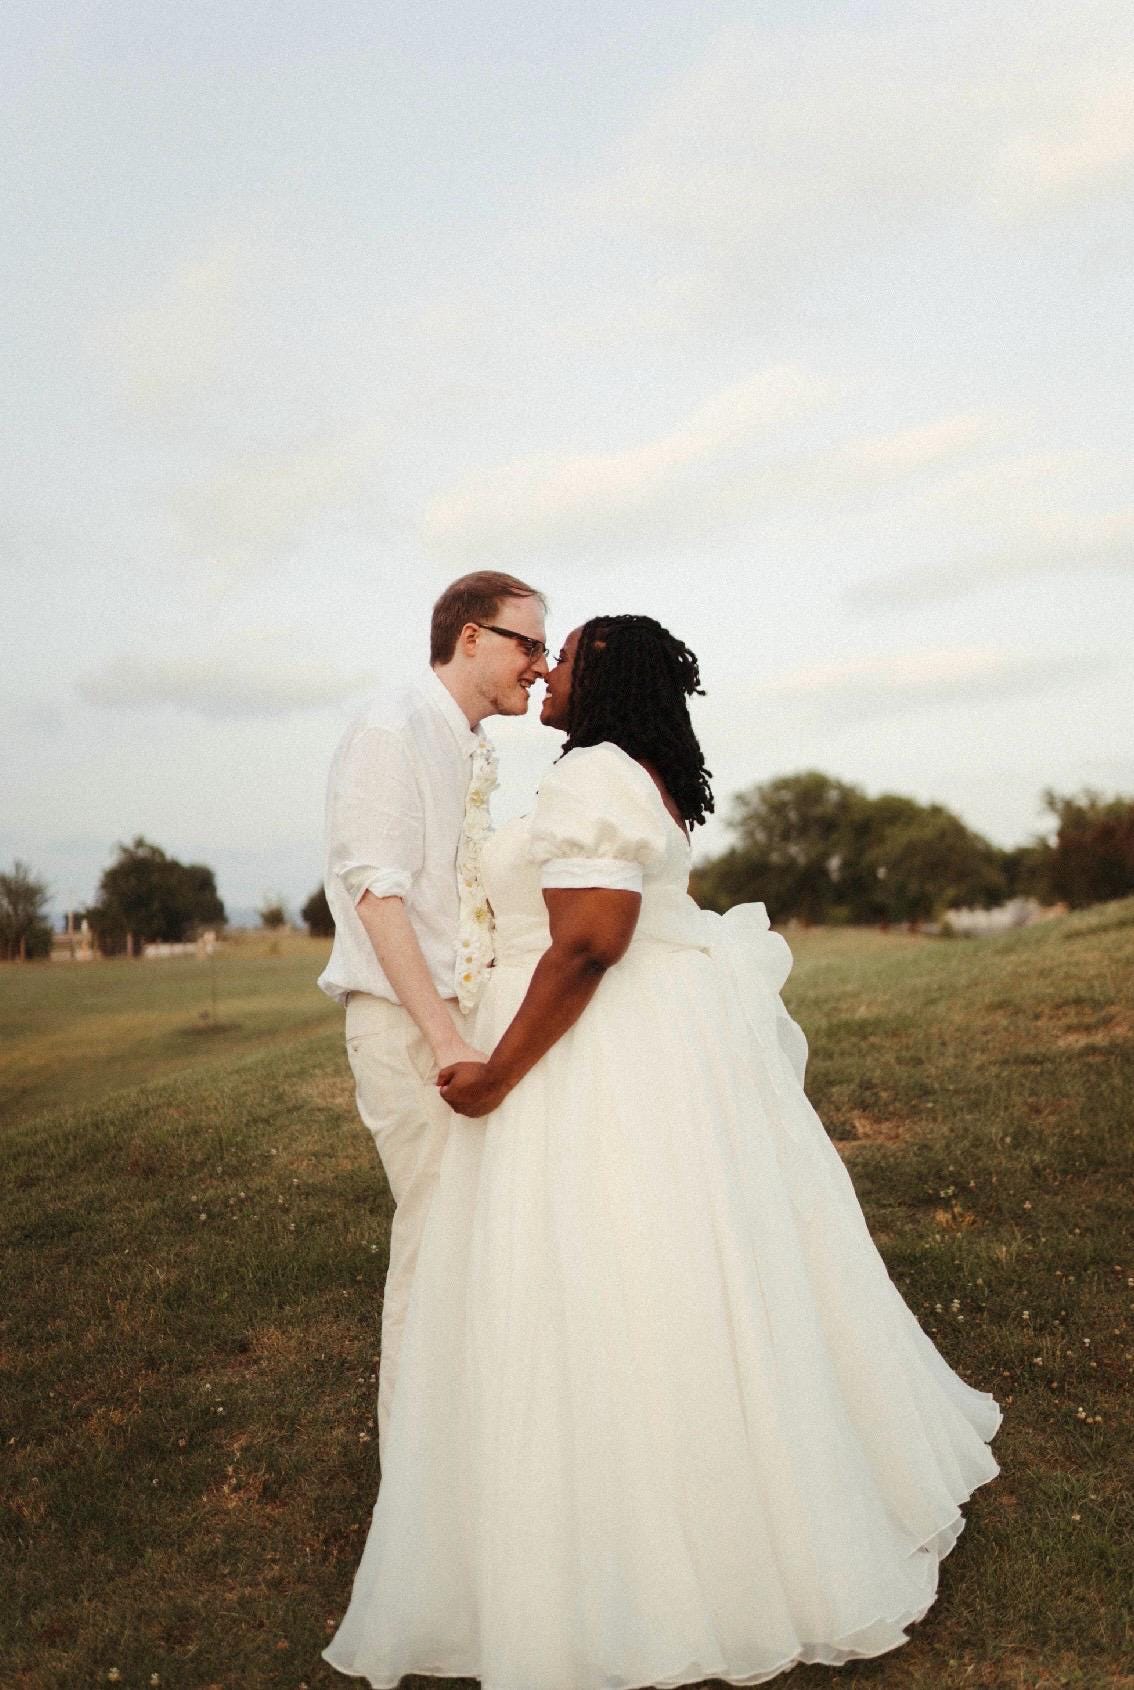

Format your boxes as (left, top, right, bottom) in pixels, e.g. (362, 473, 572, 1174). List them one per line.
(0, 839, 225, 961)
(690, 776, 1134, 924)
(3, 783, 1133, 960)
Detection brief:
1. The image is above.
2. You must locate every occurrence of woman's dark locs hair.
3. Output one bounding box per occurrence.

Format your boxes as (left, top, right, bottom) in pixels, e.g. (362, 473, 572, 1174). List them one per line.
(564, 614, 715, 829)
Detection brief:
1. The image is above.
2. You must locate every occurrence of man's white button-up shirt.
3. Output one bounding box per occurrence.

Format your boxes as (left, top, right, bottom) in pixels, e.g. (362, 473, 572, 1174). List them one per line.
(317, 669, 487, 1006)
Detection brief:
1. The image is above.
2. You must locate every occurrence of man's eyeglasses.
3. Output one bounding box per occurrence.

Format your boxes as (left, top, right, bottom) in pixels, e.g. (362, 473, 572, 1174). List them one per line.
(474, 623, 550, 664)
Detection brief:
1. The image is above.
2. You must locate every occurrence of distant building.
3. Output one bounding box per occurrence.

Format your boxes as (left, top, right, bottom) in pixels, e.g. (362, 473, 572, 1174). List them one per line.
(51, 912, 95, 963)
(944, 897, 1049, 937)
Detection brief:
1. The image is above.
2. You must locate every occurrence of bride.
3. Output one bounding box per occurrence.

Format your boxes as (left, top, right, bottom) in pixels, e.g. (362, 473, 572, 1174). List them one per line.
(324, 614, 1001, 1689)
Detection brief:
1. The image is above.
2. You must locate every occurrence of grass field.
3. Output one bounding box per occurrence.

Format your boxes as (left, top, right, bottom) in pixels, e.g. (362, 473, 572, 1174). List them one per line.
(3, 908, 1132, 1690)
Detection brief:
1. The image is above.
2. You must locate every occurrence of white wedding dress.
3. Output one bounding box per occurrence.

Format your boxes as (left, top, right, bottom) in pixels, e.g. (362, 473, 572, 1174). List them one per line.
(325, 743, 1001, 1690)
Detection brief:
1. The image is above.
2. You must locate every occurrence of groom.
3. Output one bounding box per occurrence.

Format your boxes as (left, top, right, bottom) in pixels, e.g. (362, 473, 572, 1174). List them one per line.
(319, 571, 549, 1455)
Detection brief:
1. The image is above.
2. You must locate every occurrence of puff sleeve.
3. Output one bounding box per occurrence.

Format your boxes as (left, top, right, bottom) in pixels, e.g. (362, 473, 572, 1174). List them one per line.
(528, 743, 671, 894)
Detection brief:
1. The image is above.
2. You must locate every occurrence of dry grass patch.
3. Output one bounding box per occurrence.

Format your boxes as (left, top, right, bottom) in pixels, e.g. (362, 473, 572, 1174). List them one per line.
(834, 1108, 909, 1154)
(1052, 1010, 1133, 1052)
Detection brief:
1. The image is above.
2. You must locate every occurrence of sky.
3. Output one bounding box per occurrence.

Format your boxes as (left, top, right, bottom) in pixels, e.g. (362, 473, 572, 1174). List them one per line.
(3, 0, 1132, 923)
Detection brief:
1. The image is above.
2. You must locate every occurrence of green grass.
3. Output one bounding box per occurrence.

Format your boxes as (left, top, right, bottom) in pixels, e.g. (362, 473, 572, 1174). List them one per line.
(0, 930, 339, 1128)
(3, 906, 1133, 1689)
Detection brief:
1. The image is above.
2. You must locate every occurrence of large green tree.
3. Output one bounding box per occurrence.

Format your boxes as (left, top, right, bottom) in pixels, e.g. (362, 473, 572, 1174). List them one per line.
(0, 860, 53, 960)
(88, 837, 226, 955)
(692, 772, 1008, 924)
(1033, 790, 1134, 908)
(865, 806, 1007, 924)
(695, 772, 865, 922)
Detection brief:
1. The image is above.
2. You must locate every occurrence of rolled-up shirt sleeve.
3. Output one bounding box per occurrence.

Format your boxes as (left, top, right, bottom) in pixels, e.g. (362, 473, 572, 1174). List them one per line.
(327, 725, 424, 906)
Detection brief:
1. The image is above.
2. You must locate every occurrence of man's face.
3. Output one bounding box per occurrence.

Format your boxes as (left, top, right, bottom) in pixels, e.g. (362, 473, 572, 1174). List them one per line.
(470, 594, 549, 717)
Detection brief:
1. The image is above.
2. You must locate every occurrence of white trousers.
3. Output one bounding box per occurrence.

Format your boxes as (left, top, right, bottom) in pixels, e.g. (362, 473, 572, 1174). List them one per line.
(344, 991, 467, 1460)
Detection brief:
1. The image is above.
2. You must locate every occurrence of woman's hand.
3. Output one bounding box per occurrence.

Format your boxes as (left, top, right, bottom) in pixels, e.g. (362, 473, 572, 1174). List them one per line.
(437, 1061, 508, 1117)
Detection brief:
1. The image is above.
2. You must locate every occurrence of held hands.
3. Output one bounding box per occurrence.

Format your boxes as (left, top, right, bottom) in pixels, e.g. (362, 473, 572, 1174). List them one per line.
(436, 1061, 509, 1118)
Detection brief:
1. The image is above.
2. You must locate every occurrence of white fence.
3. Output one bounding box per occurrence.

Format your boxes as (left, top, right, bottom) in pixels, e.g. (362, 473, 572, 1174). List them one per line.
(944, 897, 1047, 937)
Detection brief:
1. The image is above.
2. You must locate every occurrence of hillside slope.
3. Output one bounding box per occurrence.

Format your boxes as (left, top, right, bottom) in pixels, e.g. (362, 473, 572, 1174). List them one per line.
(3, 902, 1132, 1688)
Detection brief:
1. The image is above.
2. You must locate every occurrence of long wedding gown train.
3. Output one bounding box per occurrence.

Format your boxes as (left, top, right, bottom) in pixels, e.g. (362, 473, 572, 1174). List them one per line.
(325, 742, 1000, 1690)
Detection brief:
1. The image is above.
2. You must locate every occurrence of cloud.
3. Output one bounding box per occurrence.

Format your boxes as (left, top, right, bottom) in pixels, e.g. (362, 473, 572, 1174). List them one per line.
(0, 694, 65, 740)
(422, 364, 832, 558)
(107, 242, 245, 409)
(715, 412, 998, 513)
(170, 424, 388, 572)
(832, 415, 994, 477)
(850, 506, 1134, 607)
(421, 387, 1016, 563)
(989, 78, 1134, 208)
(78, 649, 374, 719)
(754, 646, 1112, 722)
(581, 13, 1134, 280)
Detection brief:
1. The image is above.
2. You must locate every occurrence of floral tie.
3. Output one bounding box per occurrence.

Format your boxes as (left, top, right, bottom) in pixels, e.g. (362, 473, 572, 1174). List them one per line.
(455, 737, 498, 1012)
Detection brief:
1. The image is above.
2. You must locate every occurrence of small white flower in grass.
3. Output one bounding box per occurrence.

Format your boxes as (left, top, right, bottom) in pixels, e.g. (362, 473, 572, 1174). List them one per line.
(151, 1676, 162, 1686)
(107, 1673, 121, 1685)
(1071, 1512, 1081, 1521)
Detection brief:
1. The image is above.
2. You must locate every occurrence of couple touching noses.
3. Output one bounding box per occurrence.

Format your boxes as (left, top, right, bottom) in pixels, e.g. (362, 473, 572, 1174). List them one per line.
(319, 570, 1001, 1690)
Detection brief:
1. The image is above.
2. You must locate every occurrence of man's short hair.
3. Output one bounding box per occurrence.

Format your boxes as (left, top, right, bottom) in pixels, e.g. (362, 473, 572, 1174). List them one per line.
(430, 572, 547, 665)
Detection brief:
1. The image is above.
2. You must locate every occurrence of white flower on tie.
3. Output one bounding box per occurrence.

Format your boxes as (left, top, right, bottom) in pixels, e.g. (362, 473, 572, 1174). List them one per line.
(455, 738, 498, 1012)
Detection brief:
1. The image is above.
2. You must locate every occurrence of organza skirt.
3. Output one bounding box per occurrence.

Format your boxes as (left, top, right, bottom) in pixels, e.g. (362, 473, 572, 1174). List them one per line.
(325, 913, 1000, 1689)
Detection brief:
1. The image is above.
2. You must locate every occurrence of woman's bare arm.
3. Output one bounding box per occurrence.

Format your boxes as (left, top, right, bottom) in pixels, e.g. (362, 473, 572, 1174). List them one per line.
(437, 886, 640, 1116)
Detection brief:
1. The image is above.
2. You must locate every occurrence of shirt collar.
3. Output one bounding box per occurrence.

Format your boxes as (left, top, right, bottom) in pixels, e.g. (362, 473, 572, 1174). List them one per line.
(422, 667, 484, 758)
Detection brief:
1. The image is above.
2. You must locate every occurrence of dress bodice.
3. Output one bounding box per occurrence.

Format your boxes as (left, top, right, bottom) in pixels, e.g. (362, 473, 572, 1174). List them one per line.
(481, 744, 708, 966)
